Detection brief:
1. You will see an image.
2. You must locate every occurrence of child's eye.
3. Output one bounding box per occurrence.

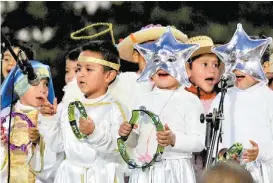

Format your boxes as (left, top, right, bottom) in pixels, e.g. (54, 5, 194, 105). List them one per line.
(44, 82, 49, 87)
(202, 63, 208, 67)
(76, 68, 81, 72)
(65, 70, 69, 73)
(87, 68, 92, 72)
(213, 63, 219, 68)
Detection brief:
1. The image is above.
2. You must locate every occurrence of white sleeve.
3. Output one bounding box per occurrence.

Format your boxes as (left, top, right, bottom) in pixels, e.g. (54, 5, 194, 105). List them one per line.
(38, 107, 64, 153)
(171, 96, 205, 153)
(86, 102, 130, 154)
(257, 92, 273, 163)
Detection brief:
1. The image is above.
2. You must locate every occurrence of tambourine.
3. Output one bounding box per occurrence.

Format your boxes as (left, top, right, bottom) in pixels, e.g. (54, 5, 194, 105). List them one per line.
(217, 142, 243, 162)
(1, 112, 35, 152)
(68, 101, 88, 139)
(117, 110, 165, 170)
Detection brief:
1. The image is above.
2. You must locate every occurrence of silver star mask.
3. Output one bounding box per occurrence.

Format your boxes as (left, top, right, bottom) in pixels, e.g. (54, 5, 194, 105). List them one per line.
(212, 23, 272, 82)
(134, 26, 199, 87)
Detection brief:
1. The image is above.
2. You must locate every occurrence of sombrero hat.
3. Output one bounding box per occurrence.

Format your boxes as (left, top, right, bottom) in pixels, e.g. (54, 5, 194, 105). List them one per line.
(186, 36, 215, 58)
(117, 24, 188, 63)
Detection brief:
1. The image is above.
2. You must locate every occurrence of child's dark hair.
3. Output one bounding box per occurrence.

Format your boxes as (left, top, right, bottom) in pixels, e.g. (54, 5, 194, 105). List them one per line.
(81, 40, 120, 72)
(65, 48, 81, 61)
(1, 41, 35, 60)
(188, 53, 221, 69)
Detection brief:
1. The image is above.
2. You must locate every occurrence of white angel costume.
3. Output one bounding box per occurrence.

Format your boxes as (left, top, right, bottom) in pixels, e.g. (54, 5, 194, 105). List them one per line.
(39, 92, 129, 183)
(108, 72, 154, 112)
(125, 87, 205, 183)
(210, 82, 273, 183)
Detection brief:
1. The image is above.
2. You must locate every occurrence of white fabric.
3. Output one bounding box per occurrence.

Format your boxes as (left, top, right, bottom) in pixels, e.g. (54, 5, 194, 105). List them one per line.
(127, 87, 205, 183)
(0, 101, 63, 183)
(210, 82, 273, 183)
(40, 93, 129, 183)
(108, 72, 154, 112)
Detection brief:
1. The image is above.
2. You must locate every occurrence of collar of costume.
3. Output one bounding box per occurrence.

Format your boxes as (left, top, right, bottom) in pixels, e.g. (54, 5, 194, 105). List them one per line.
(212, 23, 272, 83)
(78, 55, 120, 71)
(1, 60, 55, 110)
(186, 84, 217, 100)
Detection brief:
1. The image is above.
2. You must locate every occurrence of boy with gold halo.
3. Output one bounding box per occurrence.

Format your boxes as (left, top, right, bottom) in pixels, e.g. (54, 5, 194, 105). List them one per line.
(40, 41, 129, 183)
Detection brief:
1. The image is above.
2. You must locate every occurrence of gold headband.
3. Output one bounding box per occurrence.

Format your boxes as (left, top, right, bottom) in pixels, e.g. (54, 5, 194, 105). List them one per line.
(78, 55, 120, 71)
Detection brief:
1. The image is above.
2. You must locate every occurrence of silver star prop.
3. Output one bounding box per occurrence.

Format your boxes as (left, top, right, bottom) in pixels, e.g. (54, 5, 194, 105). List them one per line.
(212, 23, 272, 82)
(134, 26, 199, 87)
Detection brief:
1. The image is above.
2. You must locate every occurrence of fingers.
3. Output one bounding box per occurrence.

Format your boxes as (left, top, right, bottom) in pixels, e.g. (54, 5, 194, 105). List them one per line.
(164, 124, 170, 130)
(28, 127, 40, 142)
(119, 122, 132, 136)
(53, 98, 58, 114)
(249, 140, 258, 147)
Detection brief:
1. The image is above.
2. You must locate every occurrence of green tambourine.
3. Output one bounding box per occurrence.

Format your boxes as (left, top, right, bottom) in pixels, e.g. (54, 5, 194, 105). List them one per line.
(117, 110, 165, 170)
(218, 142, 243, 162)
(68, 101, 88, 139)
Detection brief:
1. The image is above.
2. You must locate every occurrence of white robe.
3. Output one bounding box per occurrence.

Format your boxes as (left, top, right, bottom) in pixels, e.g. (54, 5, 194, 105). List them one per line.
(126, 87, 205, 183)
(108, 72, 154, 112)
(0, 101, 63, 183)
(210, 82, 273, 183)
(40, 93, 129, 183)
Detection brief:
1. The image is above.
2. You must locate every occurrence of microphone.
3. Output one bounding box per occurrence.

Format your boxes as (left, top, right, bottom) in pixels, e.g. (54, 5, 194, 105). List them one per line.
(18, 50, 40, 86)
(218, 72, 236, 88)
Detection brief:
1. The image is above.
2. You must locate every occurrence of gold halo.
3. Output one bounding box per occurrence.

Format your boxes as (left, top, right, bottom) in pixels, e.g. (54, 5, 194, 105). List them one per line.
(70, 22, 115, 45)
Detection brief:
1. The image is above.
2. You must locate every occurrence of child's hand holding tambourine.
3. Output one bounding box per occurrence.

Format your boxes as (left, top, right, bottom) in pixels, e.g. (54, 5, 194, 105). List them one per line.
(79, 116, 95, 135)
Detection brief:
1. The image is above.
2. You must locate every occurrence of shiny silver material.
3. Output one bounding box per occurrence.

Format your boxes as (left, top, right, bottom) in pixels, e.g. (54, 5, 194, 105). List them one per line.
(212, 23, 272, 82)
(134, 26, 199, 87)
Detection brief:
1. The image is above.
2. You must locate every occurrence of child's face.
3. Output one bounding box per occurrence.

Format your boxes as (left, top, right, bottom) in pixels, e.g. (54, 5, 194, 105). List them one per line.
(2, 47, 19, 78)
(188, 54, 220, 93)
(233, 70, 259, 90)
(65, 59, 78, 84)
(20, 79, 49, 107)
(77, 51, 112, 99)
(152, 69, 179, 90)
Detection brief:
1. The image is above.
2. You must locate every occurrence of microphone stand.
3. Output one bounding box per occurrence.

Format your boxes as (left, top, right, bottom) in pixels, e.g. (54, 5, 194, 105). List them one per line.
(1, 32, 25, 183)
(200, 76, 230, 169)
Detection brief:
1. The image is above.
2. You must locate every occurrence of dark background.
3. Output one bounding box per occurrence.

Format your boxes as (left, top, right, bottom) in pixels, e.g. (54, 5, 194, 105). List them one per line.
(1, 1, 273, 100)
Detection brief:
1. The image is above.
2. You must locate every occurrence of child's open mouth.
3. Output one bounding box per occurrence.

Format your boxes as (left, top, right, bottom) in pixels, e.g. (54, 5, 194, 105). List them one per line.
(205, 77, 214, 85)
(157, 70, 169, 77)
(79, 81, 86, 86)
(36, 96, 44, 102)
(236, 75, 245, 81)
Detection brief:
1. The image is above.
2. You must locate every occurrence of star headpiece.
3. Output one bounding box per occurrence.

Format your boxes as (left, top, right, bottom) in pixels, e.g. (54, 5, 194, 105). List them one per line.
(134, 26, 199, 87)
(212, 23, 272, 82)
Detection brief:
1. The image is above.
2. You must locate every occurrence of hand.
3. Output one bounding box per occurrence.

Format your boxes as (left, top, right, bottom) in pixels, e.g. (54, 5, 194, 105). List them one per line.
(28, 127, 40, 143)
(118, 122, 134, 137)
(156, 124, 175, 147)
(40, 98, 57, 116)
(242, 140, 259, 162)
(1, 128, 7, 144)
(79, 117, 95, 135)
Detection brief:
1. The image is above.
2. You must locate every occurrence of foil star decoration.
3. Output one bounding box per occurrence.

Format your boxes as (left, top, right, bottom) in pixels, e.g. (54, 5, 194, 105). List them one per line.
(212, 23, 272, 82)
(134, 26, 199, 87)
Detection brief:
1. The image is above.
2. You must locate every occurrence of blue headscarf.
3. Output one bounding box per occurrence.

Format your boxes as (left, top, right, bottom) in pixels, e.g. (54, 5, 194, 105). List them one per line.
(1, 60, 55, 110)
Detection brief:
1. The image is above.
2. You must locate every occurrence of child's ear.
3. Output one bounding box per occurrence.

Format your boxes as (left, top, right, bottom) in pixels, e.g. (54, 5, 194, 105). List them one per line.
(132, 50, 140, 63)
(185, 62, 191, 78)
(105, 70, 117, 84)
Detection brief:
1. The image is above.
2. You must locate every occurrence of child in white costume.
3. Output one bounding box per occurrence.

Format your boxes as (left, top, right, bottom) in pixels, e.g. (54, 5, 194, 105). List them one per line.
(0, 61, 63, 183)
(210, 24, 273, 183)
(40, 41, 129, 183)
(109, 24, 188, 112)
(119, 28, 205, 183)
